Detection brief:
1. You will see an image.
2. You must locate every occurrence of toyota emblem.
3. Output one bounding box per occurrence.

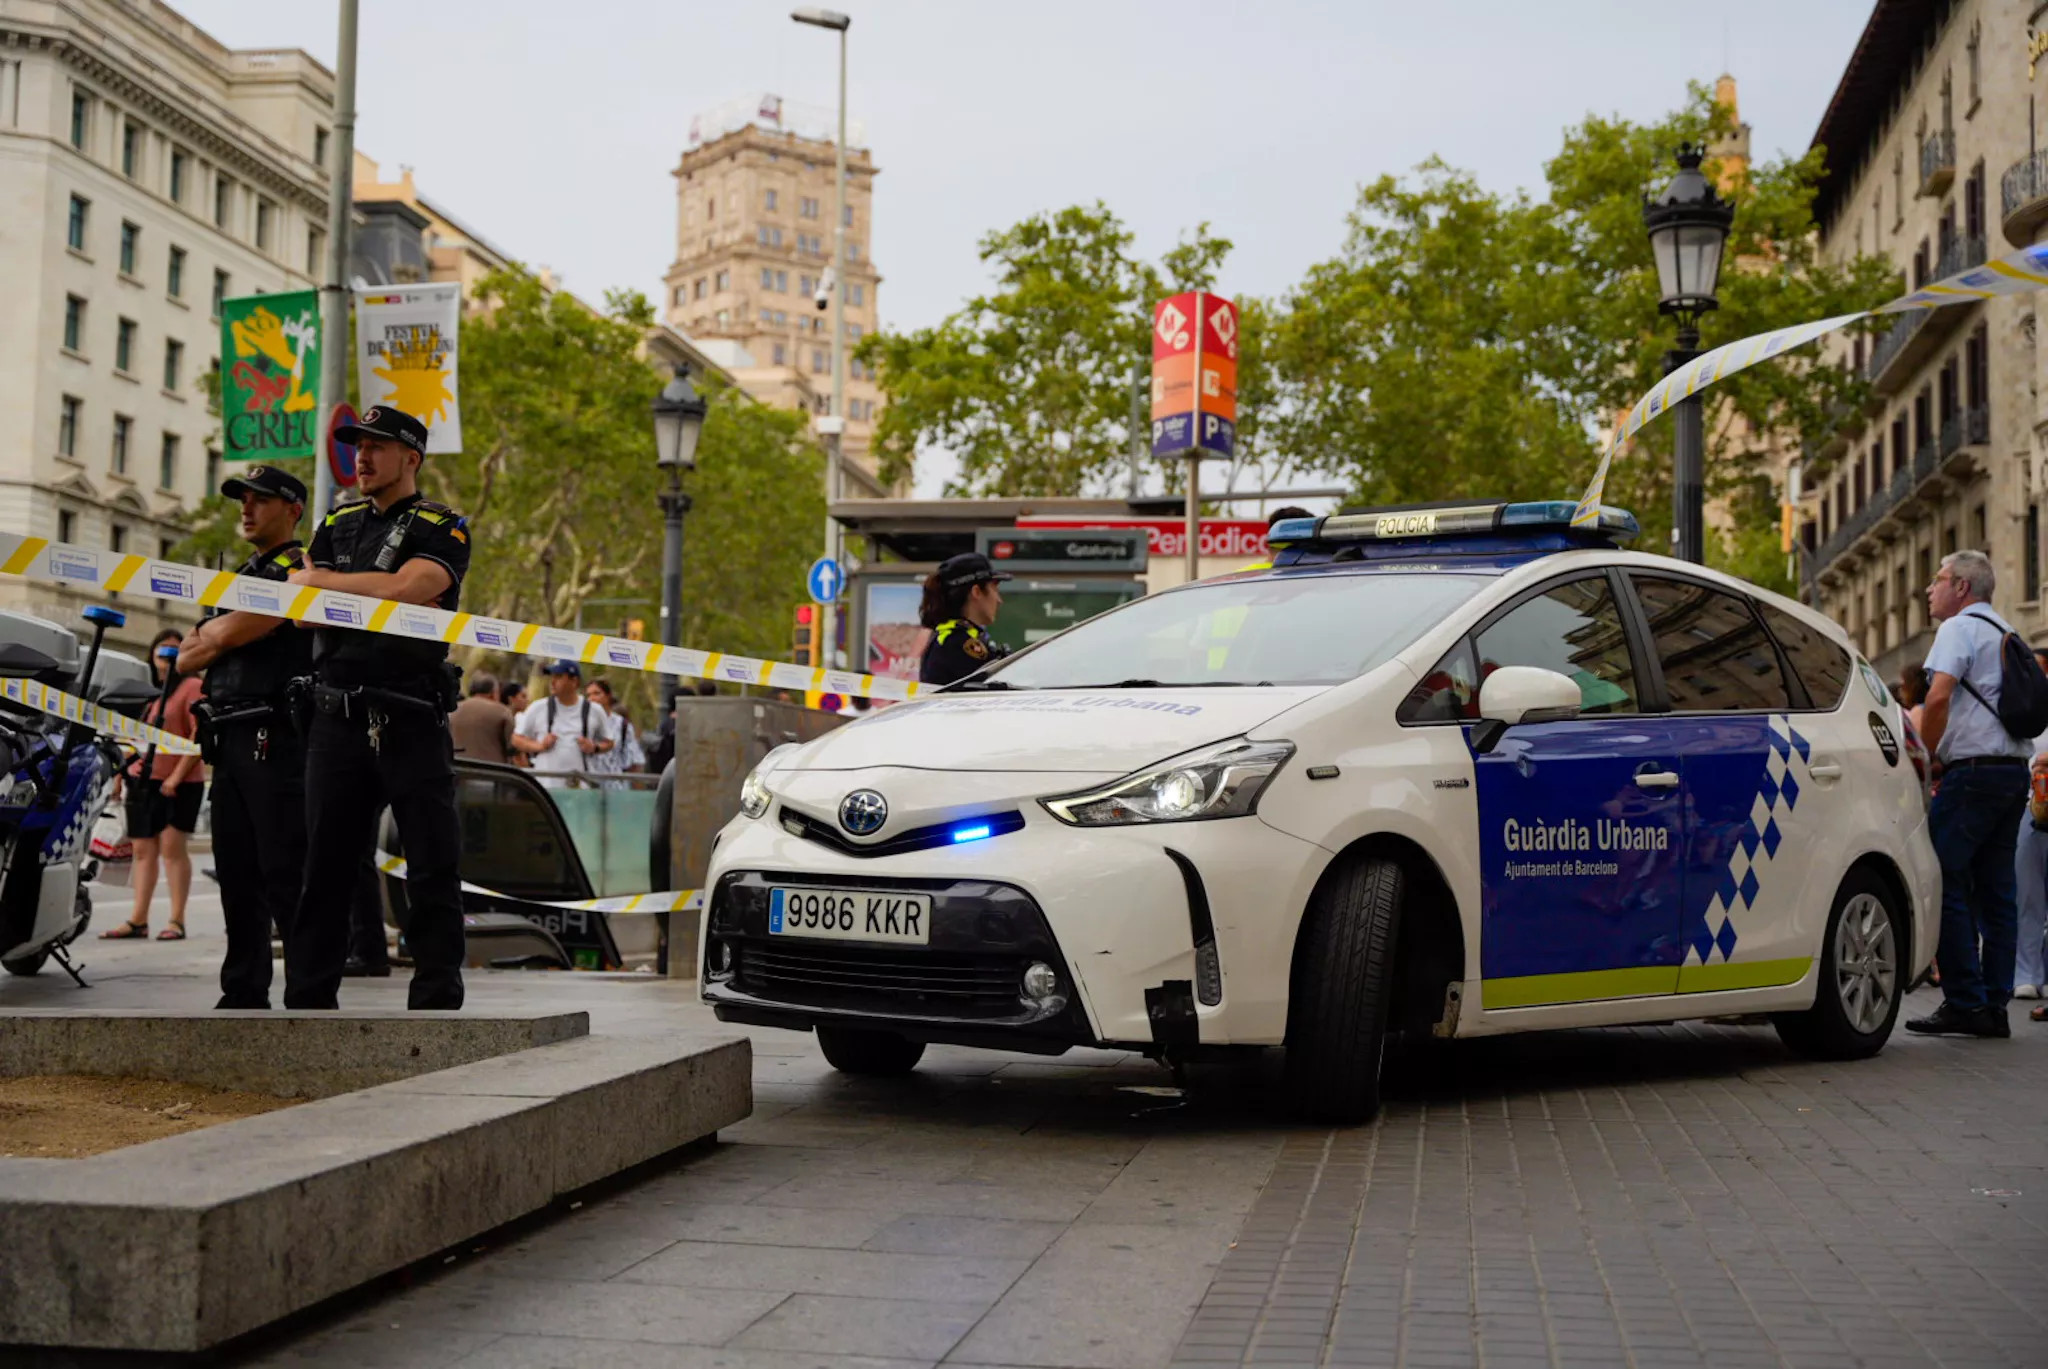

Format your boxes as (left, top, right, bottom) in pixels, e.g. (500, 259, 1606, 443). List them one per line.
(838, 789, 888, 836)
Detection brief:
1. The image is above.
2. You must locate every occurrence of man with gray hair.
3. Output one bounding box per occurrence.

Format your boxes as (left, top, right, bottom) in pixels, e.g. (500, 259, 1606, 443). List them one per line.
(1910, 548, 2027, 1037)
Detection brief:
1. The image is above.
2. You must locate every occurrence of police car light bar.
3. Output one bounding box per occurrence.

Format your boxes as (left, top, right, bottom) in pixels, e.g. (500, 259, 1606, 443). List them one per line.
(1267, 500, 1638, 546)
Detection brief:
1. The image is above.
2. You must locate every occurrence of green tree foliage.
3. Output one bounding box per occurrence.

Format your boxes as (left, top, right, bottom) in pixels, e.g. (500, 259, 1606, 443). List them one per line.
(857, 204, 1231, 496)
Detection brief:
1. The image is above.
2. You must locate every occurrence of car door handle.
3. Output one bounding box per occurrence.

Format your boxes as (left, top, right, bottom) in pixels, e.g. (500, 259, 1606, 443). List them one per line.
(1634, 770, 1681, 790)
(1809, 762, 1843, 780)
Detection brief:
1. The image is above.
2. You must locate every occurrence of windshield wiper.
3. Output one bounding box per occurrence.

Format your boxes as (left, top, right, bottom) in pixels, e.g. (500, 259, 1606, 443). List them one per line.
(1047, 679, 1264, 689)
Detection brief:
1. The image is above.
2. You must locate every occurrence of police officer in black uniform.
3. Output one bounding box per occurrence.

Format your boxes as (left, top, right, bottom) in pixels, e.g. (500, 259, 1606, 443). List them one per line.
(918, 552, 1012, 686)
(174, 465, 313, 1010)
(284, 405, 471, 1010)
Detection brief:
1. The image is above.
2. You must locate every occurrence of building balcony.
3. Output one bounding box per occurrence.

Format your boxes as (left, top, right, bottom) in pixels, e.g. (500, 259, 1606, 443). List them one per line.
(1807, 405, 1989, 582)
(1864, 234, 1986, 394)
(1919, 129, 1956, 198)
(2002, 148, 2048, 247)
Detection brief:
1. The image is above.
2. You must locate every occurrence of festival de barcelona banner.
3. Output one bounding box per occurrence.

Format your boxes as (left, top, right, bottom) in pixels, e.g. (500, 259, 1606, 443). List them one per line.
(219, 290, 322, 462)
(355, 282, 463, 453)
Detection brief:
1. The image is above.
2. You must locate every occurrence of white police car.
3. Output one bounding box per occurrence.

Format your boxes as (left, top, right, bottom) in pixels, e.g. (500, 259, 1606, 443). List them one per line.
(701, 501, 1936, 1120)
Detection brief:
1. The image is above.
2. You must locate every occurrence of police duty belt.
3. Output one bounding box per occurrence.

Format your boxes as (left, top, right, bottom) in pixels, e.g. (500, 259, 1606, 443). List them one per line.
(0, 534, 924, 703)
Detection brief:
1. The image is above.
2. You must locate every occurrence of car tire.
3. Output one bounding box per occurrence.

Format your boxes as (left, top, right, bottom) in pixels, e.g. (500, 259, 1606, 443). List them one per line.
(1283, 855, 1404, 1124)
(816, 1026, 926, 1076)
(1772, 868, 1904, 1060)
(2, 950, 49, 977)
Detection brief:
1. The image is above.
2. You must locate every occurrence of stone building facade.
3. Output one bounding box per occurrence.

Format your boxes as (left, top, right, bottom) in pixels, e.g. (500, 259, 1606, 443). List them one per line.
(0, 0, 332, 644)
(1801, 0, 2039, 678)
(662, 96, 886, 492)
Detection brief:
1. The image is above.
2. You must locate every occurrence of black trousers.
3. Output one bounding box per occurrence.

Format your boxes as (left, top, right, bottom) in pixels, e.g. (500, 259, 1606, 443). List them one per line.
(351, 857, 392, 968)
(286, 704, 465, 1010)
(209, 719, 306, 1010)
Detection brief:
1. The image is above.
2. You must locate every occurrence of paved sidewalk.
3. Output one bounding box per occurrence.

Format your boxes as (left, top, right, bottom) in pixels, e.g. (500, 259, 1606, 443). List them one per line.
(5, 882, 2045, 1368)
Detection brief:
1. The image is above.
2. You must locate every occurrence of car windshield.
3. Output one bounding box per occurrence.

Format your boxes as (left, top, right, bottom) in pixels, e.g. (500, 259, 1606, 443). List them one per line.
(979, 571, 1490, 689)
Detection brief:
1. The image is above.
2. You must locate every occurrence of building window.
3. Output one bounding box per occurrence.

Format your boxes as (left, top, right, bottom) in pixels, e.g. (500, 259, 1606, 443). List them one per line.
(111, 415, 131, 474)
(1966, 326, 1989, 411)
(67, 194, 89, 252)
(167, 246, 186, 298)
(1943, 525, 1958, 556)
(314, 126, 329, 168)
(2030, 503, 2043, 600)
(214, 175, 232, 229)
(255, 199, 274, 251)
(845, 322, 862, 341)
(58, 510, 76, 544)
(69, 90, 91, 149)
(1891, 415, 1908, 475)
(694, 277, 706, 300)
(119, 220, 139, 276)
(163, 339, 183, 392)
(306, 228, 324, 275)
(842, 203, 852, 227)
(812, 348, 827, 374)
(773, 342, 787, 365)
(159, 433, 179, 490)
(58, 396, 81, 457)
(115, 318, 135, 372)
(760, 308, 775, 324)
(771, 270, 785, 292)
(801, 196, 819, 219)
(765, 189, 778, 211)
(170, 149, 189, 203)
(760, 267, 775, 290)
(1967, 22, 1981, 110)
(203, 451, 219, 499)
(63, 295, 85, 352)
(1973, 504, 1987, 548)
(848, 241, 861, 261)
(111, 524, 127, 556)
(714, 269, 729, 292)
(212, 269, 229, 319)
(850, 283, 864, 307)
(121, 121, 140, 178)
(1893, 151, 1904, 229)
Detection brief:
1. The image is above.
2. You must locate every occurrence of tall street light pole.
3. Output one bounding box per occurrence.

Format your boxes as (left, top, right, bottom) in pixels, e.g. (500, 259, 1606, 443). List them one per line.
(314, 0, 360, 518)
(651, 368, 708, 720)
(1643, 143, 1733, 564)
(794, 6, 850, 667)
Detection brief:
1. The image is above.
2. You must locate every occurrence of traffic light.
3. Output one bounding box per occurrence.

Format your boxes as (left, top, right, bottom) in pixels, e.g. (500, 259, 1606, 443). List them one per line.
(791, 604, 820, 666)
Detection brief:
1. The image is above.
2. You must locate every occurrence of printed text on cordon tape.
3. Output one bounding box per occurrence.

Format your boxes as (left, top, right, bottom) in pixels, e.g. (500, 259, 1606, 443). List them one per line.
(375, 851, 701, 917)
(0, 677, 202, 755)
(0, 534, 924, 703)
(1572, 239, 2048, 526)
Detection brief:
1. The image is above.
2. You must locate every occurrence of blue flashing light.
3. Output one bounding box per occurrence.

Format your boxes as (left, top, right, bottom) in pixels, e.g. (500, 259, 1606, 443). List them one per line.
(950, 823, 994, 844)
(1267, 517, 1320, 545)
(81, 605, 126, 629)
(1273, 500, 1638, 549)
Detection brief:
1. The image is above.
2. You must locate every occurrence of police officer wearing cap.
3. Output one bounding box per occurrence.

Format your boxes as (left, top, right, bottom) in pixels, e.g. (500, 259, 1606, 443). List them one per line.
(918, 552, 1013, 686)
(174, 464, 313, 1009)
(284, 405, 472, 1010)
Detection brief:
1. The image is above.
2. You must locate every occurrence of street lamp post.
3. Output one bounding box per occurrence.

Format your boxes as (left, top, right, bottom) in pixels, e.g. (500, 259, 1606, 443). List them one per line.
(651, 367, 708, 718)
(793, 6, 851, 668)
(1643, 143, 1733, 564)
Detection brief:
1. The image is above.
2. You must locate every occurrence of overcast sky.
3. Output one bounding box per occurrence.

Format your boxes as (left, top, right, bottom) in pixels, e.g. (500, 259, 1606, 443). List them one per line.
(178, 0, 1875, 493)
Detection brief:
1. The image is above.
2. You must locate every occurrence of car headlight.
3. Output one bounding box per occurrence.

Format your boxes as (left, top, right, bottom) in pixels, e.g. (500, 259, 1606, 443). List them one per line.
(1041, 737, 1294, 826)
(738, 744, 796, 820)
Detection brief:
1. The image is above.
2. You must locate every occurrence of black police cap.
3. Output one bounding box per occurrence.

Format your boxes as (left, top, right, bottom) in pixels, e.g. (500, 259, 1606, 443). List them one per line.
(937, 552, 1013, 591)
(336, 405, 429, 455)
(220, 464, 308, 505)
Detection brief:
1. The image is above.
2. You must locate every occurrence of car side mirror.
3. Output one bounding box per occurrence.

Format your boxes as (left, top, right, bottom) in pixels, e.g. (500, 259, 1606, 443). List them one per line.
(0, 643, 60, 680)
(1471, 666, 1581, 754)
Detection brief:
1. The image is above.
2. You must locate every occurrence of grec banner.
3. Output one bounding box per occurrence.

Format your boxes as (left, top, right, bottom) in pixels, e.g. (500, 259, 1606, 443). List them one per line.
(219, 290, 322, 462)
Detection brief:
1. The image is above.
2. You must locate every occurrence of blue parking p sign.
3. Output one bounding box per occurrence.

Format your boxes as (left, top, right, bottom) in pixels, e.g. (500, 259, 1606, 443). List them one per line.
(807, 557, 843, 605)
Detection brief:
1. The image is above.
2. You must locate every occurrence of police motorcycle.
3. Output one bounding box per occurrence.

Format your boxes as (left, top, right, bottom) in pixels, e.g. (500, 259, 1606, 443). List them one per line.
(0, 605, 131, 983)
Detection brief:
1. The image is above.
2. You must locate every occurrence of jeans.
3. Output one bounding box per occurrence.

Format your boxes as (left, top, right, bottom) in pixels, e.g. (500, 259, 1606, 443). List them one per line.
(2018, 818, 2048, 990)
(1928, 763, 2027, 1013)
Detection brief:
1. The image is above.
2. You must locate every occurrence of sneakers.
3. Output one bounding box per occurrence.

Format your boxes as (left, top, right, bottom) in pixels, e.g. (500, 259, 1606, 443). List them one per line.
(1905, 1003, 2007, 1037)
(2015, 984, 2042, 1000)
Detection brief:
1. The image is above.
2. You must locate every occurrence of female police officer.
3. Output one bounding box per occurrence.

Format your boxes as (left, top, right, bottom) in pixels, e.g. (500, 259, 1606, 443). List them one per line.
(918, 552, 1013, 686)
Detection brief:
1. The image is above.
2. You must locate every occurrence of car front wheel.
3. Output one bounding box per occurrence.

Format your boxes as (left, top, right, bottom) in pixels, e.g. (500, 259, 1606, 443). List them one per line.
(1283, 855, 1404, 1123)
(1773, 868, 1904, 1060)
(816, 1026, 926, 1076)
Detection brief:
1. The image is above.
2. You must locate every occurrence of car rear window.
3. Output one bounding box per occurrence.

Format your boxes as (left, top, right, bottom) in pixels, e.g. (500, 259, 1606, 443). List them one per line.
(1759, 604, 1852, 709)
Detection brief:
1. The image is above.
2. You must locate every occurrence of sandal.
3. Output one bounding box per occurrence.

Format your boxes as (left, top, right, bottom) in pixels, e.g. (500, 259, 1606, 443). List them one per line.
(156, 923, 186, 941)
(2031, 1004, 2046, 1023)
(99, 920, 149, 940)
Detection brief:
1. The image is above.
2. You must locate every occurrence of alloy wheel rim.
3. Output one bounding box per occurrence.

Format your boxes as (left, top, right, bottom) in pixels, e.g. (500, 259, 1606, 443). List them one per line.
(1834, 892, 1897, 1034)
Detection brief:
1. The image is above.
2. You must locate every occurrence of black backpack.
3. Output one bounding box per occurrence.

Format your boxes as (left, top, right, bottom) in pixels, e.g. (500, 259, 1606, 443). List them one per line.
(1956, 608, 2048, 740)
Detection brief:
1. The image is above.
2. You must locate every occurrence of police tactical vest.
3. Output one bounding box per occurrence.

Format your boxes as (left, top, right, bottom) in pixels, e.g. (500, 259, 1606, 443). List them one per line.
(203, 540, 313, 704)
(313, 493, 464, 684)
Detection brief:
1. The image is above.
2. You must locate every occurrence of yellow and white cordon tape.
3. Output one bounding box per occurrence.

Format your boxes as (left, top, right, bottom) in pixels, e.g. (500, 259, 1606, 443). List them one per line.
(0, 533, 923, 703)
(373, 851, 702, 917)
(0, 676, 201, 755)
(1573, 239, 2048, 526)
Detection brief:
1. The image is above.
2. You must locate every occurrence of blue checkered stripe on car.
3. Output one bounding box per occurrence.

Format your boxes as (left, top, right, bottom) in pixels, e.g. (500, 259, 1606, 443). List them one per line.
(1685, 714, 1811, 965)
